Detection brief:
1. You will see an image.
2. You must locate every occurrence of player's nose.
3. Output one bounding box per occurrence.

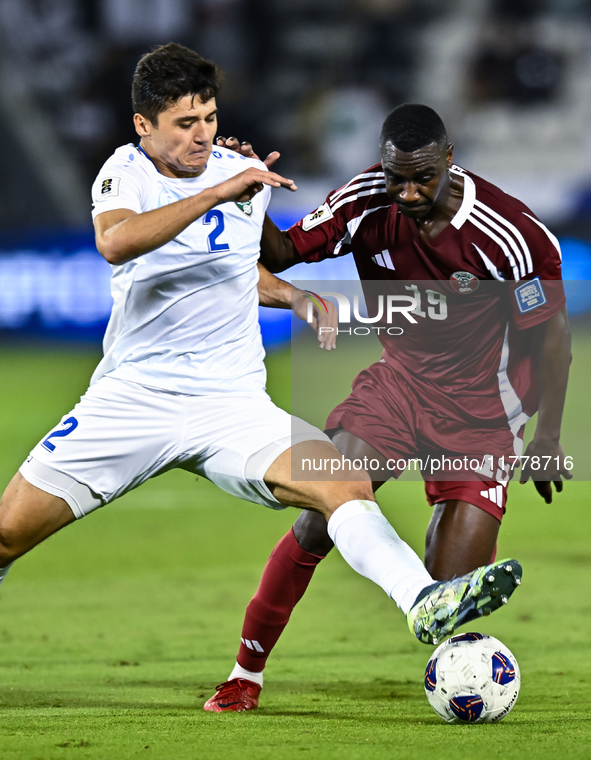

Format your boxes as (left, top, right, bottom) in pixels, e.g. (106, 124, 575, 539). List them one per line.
(192, 124, 210, 143)
(398, 183, 421, 203)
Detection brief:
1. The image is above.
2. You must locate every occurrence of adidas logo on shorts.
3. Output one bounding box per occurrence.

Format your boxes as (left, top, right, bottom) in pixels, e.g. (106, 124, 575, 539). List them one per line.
(480, 485, 504, 507)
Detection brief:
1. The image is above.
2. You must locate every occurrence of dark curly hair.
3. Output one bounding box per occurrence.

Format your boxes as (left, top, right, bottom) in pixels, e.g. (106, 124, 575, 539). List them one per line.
(132, 43, 222, 124)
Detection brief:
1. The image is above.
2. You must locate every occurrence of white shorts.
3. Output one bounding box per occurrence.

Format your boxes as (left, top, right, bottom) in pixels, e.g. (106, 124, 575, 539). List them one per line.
(20, 376, 330, 518)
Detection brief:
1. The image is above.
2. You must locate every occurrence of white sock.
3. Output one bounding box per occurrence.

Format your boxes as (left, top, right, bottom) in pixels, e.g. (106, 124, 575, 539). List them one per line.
(0, 563, 13, 588)
(327, 500, 433, 614)
(228, 661, 264, 688)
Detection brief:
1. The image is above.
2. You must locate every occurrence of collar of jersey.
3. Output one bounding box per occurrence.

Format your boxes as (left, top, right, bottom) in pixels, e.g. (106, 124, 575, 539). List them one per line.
(449, 168, 476, 230)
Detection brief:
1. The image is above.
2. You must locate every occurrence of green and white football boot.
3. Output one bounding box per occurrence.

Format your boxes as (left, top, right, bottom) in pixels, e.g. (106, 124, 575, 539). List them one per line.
(407, 559, 522, 645)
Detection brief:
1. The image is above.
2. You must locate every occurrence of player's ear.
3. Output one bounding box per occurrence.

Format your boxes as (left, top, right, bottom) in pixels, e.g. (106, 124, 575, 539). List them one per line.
(134, 113, 152, 138)
(446, 143, 454, 167)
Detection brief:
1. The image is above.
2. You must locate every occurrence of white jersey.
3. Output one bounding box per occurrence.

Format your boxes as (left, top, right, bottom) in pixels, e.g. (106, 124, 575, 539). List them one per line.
(90, 144, 271, 396)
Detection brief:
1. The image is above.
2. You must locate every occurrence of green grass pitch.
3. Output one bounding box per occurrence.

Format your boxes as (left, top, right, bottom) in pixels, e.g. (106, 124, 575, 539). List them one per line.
(0, 336, 589, 759)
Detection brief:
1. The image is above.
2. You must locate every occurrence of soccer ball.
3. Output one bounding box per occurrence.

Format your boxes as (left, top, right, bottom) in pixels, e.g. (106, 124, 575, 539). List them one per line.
(424, 632, 520, 723)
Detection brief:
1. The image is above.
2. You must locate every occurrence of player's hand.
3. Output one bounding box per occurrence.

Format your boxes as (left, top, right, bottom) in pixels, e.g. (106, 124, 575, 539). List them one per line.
(292, 289, 338, 351)
(213, 167, 296, 205)
(519, 439, 572, 504)
(216, 136, 280, 170)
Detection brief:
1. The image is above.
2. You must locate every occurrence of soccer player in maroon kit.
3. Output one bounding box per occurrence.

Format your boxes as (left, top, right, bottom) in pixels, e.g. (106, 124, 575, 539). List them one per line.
(204, 104, 571, 711)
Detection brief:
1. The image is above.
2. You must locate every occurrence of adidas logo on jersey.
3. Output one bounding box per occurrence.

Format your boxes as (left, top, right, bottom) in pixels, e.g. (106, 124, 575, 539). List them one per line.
(371, 250, 395, 270)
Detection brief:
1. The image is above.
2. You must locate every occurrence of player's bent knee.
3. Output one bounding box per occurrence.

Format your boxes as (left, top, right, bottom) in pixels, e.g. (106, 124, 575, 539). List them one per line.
(264, 440, 373, 512)
(293, 510, 334, 555)
(327, 480, 375, 507)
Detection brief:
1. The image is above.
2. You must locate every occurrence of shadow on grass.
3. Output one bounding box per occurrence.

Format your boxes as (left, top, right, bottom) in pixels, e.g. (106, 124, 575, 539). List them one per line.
(5, 681, 588, 730)
(266, 678, 421, 701)
(0, 677, 424, 713)
(105, 676, 421, 702)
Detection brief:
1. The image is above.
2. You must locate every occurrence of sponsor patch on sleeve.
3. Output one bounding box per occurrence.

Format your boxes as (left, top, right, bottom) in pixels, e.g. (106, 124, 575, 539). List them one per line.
(301, 203, 334, 231)
(96, 176, 120, 200)
(514, 277, 547, 313)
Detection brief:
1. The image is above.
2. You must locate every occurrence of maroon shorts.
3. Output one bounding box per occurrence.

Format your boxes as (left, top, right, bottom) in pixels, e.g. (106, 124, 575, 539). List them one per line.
(325, 360, 514, 522)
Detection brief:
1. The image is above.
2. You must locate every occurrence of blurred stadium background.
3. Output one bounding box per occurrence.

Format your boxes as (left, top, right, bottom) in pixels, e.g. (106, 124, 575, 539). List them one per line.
(1, 0, 591, 347)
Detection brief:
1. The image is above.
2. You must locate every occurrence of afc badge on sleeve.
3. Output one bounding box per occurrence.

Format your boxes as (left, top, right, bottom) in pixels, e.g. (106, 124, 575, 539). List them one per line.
(97, 177, 121, 199)
(302, 203, 334, 231)
(514, 277, 547, 313)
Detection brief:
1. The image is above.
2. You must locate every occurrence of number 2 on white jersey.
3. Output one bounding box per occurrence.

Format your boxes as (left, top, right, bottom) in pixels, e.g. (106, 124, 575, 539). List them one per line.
(204, 210, 230, 252)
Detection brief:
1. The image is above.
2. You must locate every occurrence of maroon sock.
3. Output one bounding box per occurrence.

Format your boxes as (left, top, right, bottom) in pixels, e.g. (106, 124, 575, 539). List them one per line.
(237, 528, 325, 673)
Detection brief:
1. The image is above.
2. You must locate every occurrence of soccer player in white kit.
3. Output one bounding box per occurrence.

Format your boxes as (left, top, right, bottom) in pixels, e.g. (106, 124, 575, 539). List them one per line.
(0, 45, 522, 690)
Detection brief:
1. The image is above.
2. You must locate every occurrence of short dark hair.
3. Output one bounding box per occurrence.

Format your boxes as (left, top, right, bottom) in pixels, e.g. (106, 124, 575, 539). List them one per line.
(132, 43, 222, 124)
(380, 104, 447, 153)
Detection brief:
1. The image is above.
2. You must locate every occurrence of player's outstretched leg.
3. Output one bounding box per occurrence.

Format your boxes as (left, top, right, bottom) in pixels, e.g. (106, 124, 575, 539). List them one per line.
(263, 442, 520, 648)
(407, 558, 522, 645)
(203, 513, 332, 712)
(203, 512, 332, 712)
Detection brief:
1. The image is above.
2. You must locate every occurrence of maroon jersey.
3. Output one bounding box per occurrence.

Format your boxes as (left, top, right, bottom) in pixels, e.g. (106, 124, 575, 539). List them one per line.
(288, 164, 565, 440)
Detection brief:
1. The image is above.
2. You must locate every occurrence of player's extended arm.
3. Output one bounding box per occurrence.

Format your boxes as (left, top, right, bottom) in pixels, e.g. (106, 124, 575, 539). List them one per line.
(259, 214, 302, 273)
(94, 168, 296, 266)
(520, 305, 572, 502)
(214, 138, 303, 273)
(257, 263, 337, 350)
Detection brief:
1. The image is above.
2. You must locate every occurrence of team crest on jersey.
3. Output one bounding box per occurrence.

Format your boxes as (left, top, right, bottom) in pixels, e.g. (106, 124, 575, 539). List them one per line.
(450, 271, 479, 293)
(302, 203, 334, 231)
(235, 200, 253, 216)
(99, 177, 120, 198)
